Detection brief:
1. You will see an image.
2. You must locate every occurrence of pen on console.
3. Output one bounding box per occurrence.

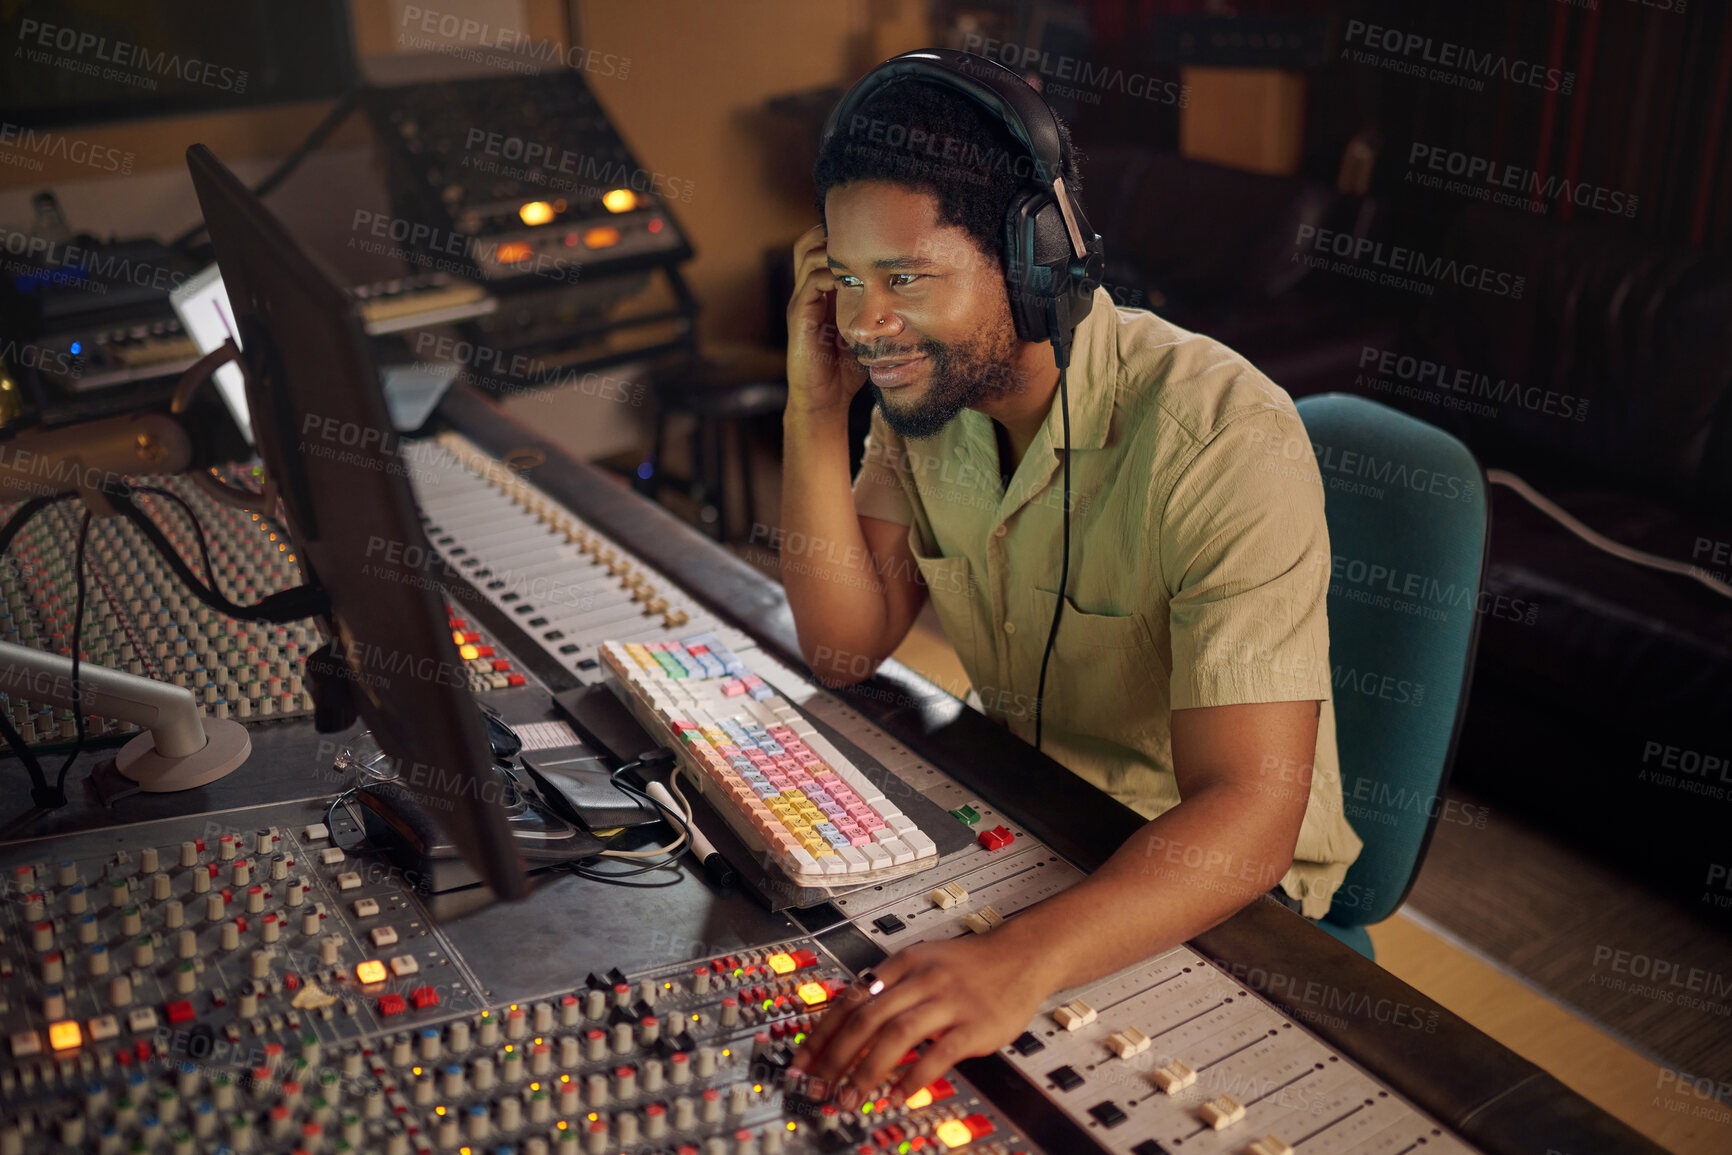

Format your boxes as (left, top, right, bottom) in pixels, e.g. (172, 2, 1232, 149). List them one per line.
(646, 780, 737, 889)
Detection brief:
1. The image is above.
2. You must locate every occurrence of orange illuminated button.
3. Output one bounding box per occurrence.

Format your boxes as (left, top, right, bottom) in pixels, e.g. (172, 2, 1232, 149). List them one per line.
(495, 241, 534, 264)
(47, 1020, 82, 1051)
(582, 227, 621, 249)
(794, 981, 829, 1007)
(355, 960, 388, 985)
(934, 1119, 974, 1148)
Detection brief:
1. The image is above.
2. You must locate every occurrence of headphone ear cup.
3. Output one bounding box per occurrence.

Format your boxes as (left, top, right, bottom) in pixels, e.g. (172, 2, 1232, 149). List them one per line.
(1004, 190, 1072, 343)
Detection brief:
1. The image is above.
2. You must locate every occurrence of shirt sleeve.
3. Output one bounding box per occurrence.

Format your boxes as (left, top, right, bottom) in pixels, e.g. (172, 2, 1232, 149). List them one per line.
(851, 406, 914, 527)
(1161, 406, 1334, 710)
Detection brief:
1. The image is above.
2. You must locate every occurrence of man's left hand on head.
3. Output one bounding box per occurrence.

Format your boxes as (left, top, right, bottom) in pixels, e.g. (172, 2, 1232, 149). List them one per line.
(785, 933, 1052, 1108)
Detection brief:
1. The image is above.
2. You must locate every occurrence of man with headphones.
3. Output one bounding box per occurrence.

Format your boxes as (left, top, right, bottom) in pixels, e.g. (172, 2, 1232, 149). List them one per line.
(779, 50, 1364, 1109)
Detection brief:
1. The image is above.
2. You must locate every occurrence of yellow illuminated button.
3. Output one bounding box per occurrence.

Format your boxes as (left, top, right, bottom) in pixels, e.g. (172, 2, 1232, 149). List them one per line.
(355, 959, 388, 985)
(459, 644, 480, 660)
(934, 1118, 974, 1148)
(902, 1087, 933, 1110)
(601, 189, 637, 213)
(765, 953, 797, 975)
(47, 1020, 82, 1051)
(794, 982, 829, 1007)
(519, 200, 556, 226)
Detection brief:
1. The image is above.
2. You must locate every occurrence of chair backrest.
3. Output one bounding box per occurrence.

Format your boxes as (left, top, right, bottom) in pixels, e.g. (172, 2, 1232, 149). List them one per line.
(1294, 394, 1490, 928)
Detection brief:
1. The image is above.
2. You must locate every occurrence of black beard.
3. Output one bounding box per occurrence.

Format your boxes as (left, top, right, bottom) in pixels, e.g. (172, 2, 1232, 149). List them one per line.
(857, 318, 1024, 440)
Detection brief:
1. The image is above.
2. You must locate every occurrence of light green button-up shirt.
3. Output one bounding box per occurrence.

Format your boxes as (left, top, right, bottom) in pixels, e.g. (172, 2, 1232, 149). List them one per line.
(851, 288, 1364, 918)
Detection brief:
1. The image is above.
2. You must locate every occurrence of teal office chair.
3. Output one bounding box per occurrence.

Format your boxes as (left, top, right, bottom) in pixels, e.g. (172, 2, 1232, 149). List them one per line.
(1293, 394, 1490, 959)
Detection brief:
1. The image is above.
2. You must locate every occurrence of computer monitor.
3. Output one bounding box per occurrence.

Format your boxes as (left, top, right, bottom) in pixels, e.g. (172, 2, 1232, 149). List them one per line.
(184, 142, 530, 901)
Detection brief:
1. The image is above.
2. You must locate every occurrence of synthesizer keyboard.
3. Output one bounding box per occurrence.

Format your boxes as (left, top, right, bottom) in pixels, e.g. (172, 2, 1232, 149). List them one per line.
(602, 635, 941, 888)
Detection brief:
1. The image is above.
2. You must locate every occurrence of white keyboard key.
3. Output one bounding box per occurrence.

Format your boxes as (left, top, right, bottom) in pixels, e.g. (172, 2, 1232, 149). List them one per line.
(879, 837, 914, 866)
(819, 854, 847, 876)
(836, 846, 868, 872)
(903, 830, 937, 859)
(859, 843, 891, 869)
(888, 814, 918, 834)
(789, 848, 819, 873)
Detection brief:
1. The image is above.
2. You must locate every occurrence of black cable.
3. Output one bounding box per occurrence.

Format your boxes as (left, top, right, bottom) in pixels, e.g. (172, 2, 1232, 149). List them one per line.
(566, 763, 696, 881)
(0, 493, 73, 804)
(134, 486, 218, 589)
(52, 511, 93, 800)
(108, 486, 325, 623)
(1033, 364, 1072, 752)
(169, 89, 361, 253)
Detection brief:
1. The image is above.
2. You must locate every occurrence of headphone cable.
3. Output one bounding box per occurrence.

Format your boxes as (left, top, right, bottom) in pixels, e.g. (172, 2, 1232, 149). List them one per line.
(1033, 362, 1072, 751)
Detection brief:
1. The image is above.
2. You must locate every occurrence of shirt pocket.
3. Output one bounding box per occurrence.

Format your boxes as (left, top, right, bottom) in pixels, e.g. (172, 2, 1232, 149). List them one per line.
(1030, 586, 1165, 741)
(907, 534, 978, 686)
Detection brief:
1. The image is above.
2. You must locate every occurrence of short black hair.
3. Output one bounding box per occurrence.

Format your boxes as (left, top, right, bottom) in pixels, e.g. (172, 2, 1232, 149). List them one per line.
(813, 75, 1082, 273)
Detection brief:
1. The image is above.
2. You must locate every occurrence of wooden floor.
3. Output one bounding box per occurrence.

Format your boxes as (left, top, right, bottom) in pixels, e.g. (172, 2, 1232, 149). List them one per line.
(882, 606, 1722, 1155)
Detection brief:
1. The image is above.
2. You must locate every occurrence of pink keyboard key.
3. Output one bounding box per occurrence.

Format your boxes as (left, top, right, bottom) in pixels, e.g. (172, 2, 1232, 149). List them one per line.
(722, 681, 747, 697)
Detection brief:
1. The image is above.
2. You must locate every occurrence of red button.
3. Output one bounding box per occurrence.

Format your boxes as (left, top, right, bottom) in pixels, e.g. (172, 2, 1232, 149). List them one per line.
(285, 973, 300, 991)
(963, 1113, 995, 1138)
(474, 645, 495, 658)
(165, 1000, 195, 1024)
(378, 994, 408, 1016)
(448, 618, 467, 630)
(927, 1077, 955, 1101)
(411, 986, 439, 1009)
(506, 674, 526, 687)
(461, 631, 480, 644)
(491, 659, 511, 672)
(790, 949, 818, 969)
(977, 825, 1015, 851)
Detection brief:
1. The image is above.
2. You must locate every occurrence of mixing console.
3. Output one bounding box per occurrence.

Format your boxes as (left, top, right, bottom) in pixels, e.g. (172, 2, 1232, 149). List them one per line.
(0, 801, 1045, 1155)
(0, 479, 312, 748)
(0, 473, 540, 752)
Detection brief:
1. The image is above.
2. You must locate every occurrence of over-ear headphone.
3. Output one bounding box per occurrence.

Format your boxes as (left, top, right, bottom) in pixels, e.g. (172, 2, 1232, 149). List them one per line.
(819, 48, 1106, 368)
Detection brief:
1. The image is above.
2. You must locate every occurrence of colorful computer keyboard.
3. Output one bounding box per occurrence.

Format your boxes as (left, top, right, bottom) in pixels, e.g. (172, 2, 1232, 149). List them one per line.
(600, 635, 941, 889)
